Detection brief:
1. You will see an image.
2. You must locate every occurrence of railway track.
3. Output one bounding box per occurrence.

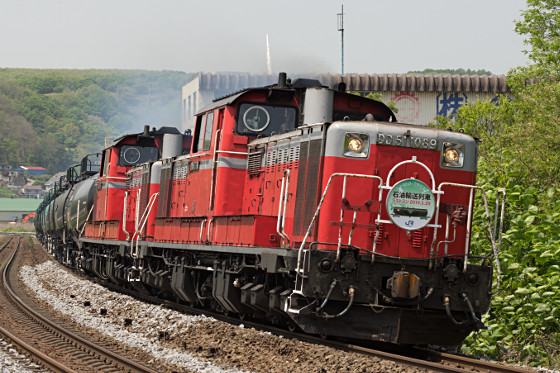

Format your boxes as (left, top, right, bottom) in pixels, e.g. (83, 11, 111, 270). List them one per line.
(237, 321, 535, 373)
(96, 275, 536, 373)
(0, 234, 160, 373)
(326, 341, 535, 373)
(1, 232, 541, 373)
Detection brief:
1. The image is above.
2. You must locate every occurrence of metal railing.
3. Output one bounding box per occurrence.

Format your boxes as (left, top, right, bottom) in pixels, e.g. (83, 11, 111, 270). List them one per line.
(291, 157, 506, 298)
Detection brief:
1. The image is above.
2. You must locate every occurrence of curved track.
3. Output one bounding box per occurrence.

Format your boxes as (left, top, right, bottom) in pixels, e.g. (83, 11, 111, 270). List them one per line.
(96, 274, 535, 373)
(0, 234, 160, 373)
(2, 232, 538, 373)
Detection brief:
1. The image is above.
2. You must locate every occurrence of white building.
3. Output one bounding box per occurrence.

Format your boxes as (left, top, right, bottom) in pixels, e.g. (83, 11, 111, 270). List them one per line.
(181, 72, 509, 132)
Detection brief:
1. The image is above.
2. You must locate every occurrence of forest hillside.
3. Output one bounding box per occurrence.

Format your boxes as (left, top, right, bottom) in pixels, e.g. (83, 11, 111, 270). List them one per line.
(0, 69, 194, 173)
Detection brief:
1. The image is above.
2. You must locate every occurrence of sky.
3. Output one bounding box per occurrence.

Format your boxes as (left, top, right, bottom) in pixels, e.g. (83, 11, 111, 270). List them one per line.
(0, 0, 529, 75)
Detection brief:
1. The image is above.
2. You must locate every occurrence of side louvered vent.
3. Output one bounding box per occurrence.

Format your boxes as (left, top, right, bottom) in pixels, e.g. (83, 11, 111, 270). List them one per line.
(247, 150, 263, 176)
(293, 142, 309, 236)
(293, 138, 323, 236)
(266, 148, 276, 173)
(290, 146, 300, 165)
(157, 160, 174, 217)
(139, 165, 150, 214)
(302, 139, 322, 229)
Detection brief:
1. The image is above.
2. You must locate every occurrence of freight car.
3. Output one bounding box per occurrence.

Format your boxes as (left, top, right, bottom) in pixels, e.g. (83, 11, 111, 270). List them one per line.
(36, 73, 505, 345)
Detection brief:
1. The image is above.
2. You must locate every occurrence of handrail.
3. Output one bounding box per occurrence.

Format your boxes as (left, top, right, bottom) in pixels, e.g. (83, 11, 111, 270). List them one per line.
(206, 217, 215, 243)
(209, 129, 221, 211)
(79, 206, 95, 238)
(76, 203, 80, 230)
(131, 192, 159, 258)
(277, 169, 291, 247)
(432, 183, 505, 293)
(122, 191, 130, 241)
(293, 168, 505, 295)
(216, 150, 250, 156)
(295, 173, 384, 280)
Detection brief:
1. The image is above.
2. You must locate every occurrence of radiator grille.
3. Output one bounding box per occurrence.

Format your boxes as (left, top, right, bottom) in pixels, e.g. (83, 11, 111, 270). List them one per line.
(247, 150, 263, 176)
(139, 165, 150, 215)
(293, 142, 308, 236)
(293, 138, 323, 236)
(157, 160, 173, 217)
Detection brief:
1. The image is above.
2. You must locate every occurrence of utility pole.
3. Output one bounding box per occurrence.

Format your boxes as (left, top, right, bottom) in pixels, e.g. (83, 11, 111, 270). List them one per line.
(337, 5, 344, 75)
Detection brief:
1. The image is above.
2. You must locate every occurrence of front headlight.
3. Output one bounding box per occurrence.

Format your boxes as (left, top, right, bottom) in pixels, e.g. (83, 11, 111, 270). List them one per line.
(344, 133, 369, 158)
(441, 142, 464, 167)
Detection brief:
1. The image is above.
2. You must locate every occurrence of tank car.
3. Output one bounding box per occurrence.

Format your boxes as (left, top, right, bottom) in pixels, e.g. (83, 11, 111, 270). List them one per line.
(36, 73, 504, 345)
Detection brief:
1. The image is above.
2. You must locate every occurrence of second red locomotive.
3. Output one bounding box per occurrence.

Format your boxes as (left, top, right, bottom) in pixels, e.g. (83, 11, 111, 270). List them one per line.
(36, 73, 505, 345)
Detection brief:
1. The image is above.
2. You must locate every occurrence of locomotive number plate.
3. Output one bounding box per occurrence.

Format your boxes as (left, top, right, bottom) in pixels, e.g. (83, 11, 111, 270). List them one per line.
(376, 133, 437, 150)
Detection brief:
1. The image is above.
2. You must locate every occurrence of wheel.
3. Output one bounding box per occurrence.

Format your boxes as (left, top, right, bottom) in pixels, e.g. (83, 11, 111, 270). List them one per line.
(287, 321, 298, 332)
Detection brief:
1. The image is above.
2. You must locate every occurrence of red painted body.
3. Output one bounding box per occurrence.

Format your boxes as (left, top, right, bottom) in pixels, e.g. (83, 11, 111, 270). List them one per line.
(85, 86, 476, 260)
(37, 77, 501, 346)
(317, 148, 475, 258)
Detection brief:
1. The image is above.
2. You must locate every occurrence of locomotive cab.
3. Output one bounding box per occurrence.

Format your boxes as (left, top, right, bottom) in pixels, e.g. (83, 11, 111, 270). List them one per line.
(84, 126, 188, 241)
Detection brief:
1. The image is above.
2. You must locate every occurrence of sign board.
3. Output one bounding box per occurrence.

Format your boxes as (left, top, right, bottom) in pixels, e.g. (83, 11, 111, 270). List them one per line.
(386, 179, 435, 231)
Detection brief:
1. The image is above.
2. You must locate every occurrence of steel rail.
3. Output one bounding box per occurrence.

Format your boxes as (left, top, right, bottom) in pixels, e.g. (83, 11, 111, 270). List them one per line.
(409, 347, 535, 373)
(0, 236, 71, 372)
(0, 234, 160, 373)
(93, 273, 534, 373)
(0, 235, 13, 251)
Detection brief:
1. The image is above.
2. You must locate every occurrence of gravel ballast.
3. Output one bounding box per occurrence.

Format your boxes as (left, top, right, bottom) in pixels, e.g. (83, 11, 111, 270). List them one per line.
(0, 339, 40, 373)
(19, 259, 430, 372)
(20, 261, 246, 373)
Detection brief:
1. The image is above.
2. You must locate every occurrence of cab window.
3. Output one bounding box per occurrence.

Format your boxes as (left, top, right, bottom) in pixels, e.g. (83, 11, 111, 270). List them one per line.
(236, 103, 297, 136)
(203, 112, 215, 151)
(118, 145, 159, 166)
(195, 116, 205, 153)
(101, 150, 110, 176)
(192, 115, 203, 153)
(192, 112, 215, 153)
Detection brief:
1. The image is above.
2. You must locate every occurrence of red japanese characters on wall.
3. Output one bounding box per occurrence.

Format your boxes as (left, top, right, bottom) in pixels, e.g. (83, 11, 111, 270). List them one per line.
(390, 92, 421, 123)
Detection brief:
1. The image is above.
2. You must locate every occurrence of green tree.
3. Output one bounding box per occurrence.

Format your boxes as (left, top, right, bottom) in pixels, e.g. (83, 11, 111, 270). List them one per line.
(0, 68, 193, 174)
(365, 92, 399, 113)
(438, 0, 560, 367)
(514, 0, 560, 77)
(76, 84, 118, 121)
(505, 0, 560, 187)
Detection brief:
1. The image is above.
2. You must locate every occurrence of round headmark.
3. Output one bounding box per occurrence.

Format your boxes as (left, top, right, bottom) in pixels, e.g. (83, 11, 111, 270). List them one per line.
(123, 147, 141, 164)
(386, 179, 435, 231)
(243, 106, 270, 132)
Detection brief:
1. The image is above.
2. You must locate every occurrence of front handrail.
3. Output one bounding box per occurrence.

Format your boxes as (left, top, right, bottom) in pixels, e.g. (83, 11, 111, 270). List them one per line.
(295, 173, 384, 280)
(277, 169, 291, 247)
(293, 171, 506, 297)
(130, 192, 159, 258)
(430, 183, 505, 294)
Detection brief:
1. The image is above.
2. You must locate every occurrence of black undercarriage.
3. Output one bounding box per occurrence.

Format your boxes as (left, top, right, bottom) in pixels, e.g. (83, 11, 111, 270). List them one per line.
(46, 236, 492, 346)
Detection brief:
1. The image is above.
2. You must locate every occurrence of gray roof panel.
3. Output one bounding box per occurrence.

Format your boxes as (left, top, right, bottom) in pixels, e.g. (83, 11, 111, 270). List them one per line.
(195, 72, 509, 93)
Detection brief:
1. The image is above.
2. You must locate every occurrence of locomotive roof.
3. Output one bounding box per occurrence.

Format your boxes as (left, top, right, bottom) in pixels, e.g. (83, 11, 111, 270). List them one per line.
(109, 126, 182, 148)
(196, 87, 298, 114)
(197, 76, 330, 115)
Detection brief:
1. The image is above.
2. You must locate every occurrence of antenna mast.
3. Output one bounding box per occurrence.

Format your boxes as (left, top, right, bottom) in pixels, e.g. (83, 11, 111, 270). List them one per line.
(337, 5, 344, 75)
(266, 34, 272, 74)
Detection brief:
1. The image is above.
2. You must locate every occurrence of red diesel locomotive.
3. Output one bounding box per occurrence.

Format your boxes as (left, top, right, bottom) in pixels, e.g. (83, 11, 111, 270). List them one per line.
(36, 73, 504, 345)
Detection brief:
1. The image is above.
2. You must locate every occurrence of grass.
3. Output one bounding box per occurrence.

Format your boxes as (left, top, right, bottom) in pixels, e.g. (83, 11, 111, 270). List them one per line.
(0, 222, 35, 232)
(0, 187, 16, 198)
